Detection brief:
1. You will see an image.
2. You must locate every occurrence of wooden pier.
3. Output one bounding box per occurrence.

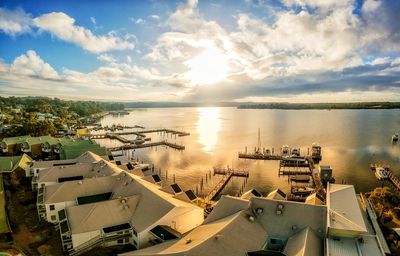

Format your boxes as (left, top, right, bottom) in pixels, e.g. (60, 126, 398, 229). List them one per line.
(279, 168, 312, 176)
(204, 168, 249, 203)
(238, 152, 282, 160)
(370, 163, 400, 192)
(109, 141, 185, 151)
(387, 170, 400, 192)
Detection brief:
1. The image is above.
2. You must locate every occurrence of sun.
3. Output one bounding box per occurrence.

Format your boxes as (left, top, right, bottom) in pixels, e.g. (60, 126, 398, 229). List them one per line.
(185, 47, 228, 85)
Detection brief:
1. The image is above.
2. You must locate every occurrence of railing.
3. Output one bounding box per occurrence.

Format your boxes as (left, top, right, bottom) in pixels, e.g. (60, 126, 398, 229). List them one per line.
(68, 232, 131, 256)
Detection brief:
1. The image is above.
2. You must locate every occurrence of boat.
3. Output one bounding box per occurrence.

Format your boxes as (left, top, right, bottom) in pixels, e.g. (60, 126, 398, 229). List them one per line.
(291, 186, 314, 196)
(311, 142, 322, 162)
(133, 136, 145, 145)
(291, 148, 300, 157)
(392, 133, 399, 142)
(282, 145, 290, 156)
(290, 175, 310, 183)
(375, 167, 388, 180)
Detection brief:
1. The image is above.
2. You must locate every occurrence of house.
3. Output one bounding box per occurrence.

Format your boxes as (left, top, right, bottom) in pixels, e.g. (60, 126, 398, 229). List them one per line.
(34, 158, 121, 190)
(1, 135, 31, 155)
(20, 135, 58, 158)
(29, 151, 104, 178)
(54, 170, 203, 253)
(53, 137, 108, 160)
(123, 183, 389, 256)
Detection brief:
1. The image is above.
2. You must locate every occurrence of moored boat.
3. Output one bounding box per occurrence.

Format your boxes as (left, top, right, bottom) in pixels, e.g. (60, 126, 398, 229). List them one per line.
(375, 167, 388, 180)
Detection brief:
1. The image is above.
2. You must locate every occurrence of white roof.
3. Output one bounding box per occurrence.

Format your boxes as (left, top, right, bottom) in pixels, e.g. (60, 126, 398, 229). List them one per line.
(121, 211, 267, 256)
(327, 184, 367, 233)
(67, 195, 140, 234)
(44, 175, 118, 204)
(32, 151, 104, 168)
(66, 170, 203, 234)
(240, 189, 262, 200)
(266, 189, 286, 200)
(37, 159, 121, 183)
(305, 193, 324, 205)
(122, 195, 327, 256)
(283, 227, 322, 256)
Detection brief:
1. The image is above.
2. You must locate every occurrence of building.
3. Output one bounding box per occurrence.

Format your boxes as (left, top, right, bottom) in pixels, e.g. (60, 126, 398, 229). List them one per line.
(54, 137, 108, 160)
(123, 183, 390, 256)
(33, 152, 204, 254)
(58, 172, 203, 253)
(1, 135, 108, 160)
(1, 135, 31, 155)
(34, 158, 121, 190)
(29, 151, 104, 177)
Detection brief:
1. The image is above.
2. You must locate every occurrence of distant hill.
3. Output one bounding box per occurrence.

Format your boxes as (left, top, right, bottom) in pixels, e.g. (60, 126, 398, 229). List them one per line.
(124, 102, 240, 108)
(237, 102, 400, 109)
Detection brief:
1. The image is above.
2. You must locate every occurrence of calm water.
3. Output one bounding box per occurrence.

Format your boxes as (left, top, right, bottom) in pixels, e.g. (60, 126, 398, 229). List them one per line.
(95, 107, 400, 196)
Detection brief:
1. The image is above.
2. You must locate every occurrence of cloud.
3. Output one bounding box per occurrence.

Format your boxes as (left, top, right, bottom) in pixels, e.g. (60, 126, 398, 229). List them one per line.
(9, 50, 60, 80)
(90, 17, 96, 25)
(97, 54, 117, 63)
(130, 17, 145, 24)
(150, 15, 160, 20)
(0, 7, 32, 36)
(33, 12, 134, 53)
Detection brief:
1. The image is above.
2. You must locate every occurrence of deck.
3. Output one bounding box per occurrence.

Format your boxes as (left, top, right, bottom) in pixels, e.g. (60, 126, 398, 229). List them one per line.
(109, 141, 185, 151)
(203, 168, 249, 203)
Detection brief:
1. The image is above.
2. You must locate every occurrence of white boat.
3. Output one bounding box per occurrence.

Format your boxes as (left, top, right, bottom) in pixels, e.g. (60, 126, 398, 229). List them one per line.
(375, 167, 388, 180)
(291, 148, 300, 157)
(291, 186, 314, 196)
(282, 145, 290, 156)
(392, 133, 399, 142)
(133, 136, 145, 145)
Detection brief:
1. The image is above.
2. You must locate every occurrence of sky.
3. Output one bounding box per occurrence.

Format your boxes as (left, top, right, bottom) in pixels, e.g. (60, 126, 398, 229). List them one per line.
(0, 0, 399, 103)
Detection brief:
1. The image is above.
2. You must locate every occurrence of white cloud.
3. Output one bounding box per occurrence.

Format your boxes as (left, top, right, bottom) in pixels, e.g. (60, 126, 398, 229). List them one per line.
(33, 12, 134, 53)
(9, 50, 60, 80)
(97, 54, 116, 63)
(150, 15, 160, 20)
(90, 17, 96, 25)
(282, 0, 354, 10)
(0, 8, 32, 36)
(371, 57, 391, 65)
(130, 18, 145, 24)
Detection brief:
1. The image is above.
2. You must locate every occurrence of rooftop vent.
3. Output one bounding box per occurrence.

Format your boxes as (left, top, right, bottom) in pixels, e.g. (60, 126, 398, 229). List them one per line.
(78, 180, 83, 185)
(256, 208, 263, 215)
(276, 210, 282, 215)
(186, 239, 192, 244)
(248, 215, 255, 222)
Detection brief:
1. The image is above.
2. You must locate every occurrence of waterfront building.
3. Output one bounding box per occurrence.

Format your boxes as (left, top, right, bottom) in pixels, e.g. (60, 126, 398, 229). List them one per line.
(122, 183, 390, 256)
(0, 135, 31, 155)
(0, 135, 108, 160)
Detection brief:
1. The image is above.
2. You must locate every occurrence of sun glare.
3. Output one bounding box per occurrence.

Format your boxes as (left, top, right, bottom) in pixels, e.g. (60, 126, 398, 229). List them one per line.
(185, 48, 228, 85)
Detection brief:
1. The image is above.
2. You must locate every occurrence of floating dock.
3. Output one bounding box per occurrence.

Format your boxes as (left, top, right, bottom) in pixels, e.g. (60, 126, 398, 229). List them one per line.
(387, 171, 400, 192)
(109, 141, 185, 151)
(238, 152, 282, 160)
(204, 168, 249, 203)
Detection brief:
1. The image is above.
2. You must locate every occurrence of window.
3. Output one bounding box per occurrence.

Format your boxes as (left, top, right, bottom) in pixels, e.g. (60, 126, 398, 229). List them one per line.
(49, 205, 55, 211)
(117, 239, 124, 244)
(132, 228, 137, 236)
(51, 215, 56, 221)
